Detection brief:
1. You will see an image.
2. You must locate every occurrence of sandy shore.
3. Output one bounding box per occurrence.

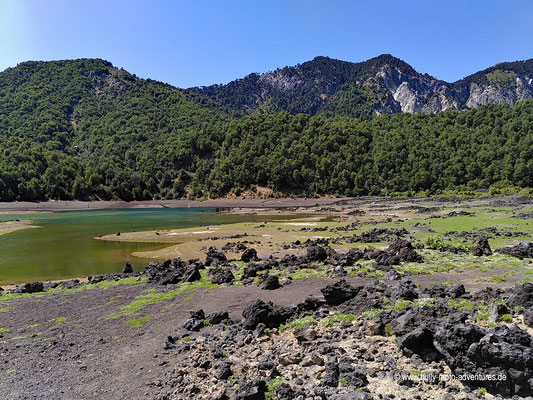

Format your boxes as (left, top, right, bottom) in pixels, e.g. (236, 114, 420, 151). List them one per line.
(0, 197, 349, 212)
(0, 220, 38, 236)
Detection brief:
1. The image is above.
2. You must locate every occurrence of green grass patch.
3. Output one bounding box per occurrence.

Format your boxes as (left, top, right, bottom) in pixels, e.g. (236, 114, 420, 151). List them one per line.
(475, 311, 490, 322)
(106, 279, 217, 320)
(384, 324, 393, 336)
(49, 317, 67, 325)
(160, 303, 175, 311)
(279, 315, 316, 333)
(512, 305, 525, 313)
(361, 308, 382, 318)
(491, 274, 507, 283)
(424, 236, 473, 252)
(389, 299, 413, 312)
(448, 298, 476, 311)
(266, 377, 284, 399)
(366, 270, 385, 278)
(321, 311, 356, 327)
(431, 281, 452, 286)
(501, 314, 512, 322)
(11, 332, 42, 340)
(125, 316, 152, 328)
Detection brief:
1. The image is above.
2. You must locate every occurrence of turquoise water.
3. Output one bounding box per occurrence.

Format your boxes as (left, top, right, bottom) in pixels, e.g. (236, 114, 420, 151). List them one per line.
(0, 208, 287, 285)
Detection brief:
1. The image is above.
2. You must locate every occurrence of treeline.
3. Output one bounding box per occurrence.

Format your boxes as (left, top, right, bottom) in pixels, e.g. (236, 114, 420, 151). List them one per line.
(0, 59, 531, 201)
(1, 102, 532, 200)
(203, 101, 532, 197)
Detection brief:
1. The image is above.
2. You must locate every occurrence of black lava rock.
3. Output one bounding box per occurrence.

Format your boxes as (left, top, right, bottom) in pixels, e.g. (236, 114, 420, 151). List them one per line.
(260, 275, 281, 290)
(320, 279, 360, 305)
(241, 248, 259, 263)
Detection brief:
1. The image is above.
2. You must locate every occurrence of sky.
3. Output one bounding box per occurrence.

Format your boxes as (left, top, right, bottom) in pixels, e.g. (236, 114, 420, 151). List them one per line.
(1, 0, 532, 88)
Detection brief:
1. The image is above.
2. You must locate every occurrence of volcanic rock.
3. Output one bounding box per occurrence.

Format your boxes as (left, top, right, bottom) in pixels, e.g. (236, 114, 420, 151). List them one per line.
(320, 279, 361, 305)
(241, 248, 259, 263)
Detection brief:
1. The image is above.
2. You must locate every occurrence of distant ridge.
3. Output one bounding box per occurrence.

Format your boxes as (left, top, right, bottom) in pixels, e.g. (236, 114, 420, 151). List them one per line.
(193, 54, 533, 117)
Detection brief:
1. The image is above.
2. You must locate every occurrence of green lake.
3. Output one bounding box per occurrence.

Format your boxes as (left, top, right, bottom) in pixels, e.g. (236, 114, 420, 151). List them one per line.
(0, 208, 292, 285)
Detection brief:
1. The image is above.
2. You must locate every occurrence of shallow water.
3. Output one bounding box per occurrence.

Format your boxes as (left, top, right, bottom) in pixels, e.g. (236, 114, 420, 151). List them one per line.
(0, 208, 293, 285)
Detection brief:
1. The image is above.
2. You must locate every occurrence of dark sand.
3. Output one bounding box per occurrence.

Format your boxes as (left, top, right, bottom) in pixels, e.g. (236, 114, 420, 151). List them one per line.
(0, 197, 349, 213)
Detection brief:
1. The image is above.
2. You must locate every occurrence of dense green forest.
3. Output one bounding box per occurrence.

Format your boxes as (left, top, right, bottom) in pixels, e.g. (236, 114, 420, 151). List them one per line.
(0, 59, 532, 201)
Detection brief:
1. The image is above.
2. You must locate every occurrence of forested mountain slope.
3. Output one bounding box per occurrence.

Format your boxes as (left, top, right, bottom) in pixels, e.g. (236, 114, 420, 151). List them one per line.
(0, 59, 229, 201)
(0, 57, 531, 201)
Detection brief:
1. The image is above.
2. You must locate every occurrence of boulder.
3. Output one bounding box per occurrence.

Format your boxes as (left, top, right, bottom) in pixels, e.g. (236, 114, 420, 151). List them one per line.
(241, 248, 259, 263)
(274, 383, 295, 400)
(182, 265, 201, 282)
(260, 275, 281, 290)
(524, 310, 533, 327)
(488, 303, 509, 323)
(205, 247, 227, 266)
(122, 261, 133, 274)
(341, 248, 365, 266)
(497, 242, 533, 259)
(210, 267, 235, 285)
(242, 300, 291, 330)
(87, 273, 121, 284)
(214, 361, 232, 380)
(383, 269, 402, 281)
(466, 326, 533, 396)
(241, 263, 259, 280)
(338, 290, 383, 316)
(390, 303, 468, 337)
(398, 326, 440, 362)
(208, 311, 229, 325)
(233, 379, 266, 400)
(296, 295, 325, 313)
(331, 265, 347, 278)
(387, 279, 418, 301)
(306, 245, 328, 262)
(59, 279, 80, 289)
(320, 279, 360, 305)
(20, 281, 44, 293)
(472, 236, 492, 256)
(387, 240, 424, 263)
(444, 283, 466, 299)
(505, 283, 533, 308)
(182, 310, 205, 331)
(433, 323, 533, 395)
(321, 358, 339, 387)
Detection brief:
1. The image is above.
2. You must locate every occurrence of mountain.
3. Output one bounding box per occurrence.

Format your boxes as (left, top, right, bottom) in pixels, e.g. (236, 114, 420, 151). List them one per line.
(0, 58, 229, 201)
(0, 56, 531, 201)
(194, 54, 533, 117)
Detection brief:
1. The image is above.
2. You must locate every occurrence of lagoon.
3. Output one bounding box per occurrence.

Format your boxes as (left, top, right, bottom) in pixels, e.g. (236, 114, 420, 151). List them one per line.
(0, 208, 289, 285)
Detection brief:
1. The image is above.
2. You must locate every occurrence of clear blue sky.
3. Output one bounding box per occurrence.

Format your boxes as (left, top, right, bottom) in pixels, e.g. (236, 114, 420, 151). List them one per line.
(1, 0, 532, 88)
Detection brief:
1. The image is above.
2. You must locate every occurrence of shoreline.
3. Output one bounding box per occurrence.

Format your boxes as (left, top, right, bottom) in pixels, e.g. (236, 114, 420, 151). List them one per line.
(0, 197, 350, 213)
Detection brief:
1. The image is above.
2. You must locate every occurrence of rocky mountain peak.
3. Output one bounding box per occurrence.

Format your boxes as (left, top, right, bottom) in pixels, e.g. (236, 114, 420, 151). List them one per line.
(197, 55, 533, 117)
